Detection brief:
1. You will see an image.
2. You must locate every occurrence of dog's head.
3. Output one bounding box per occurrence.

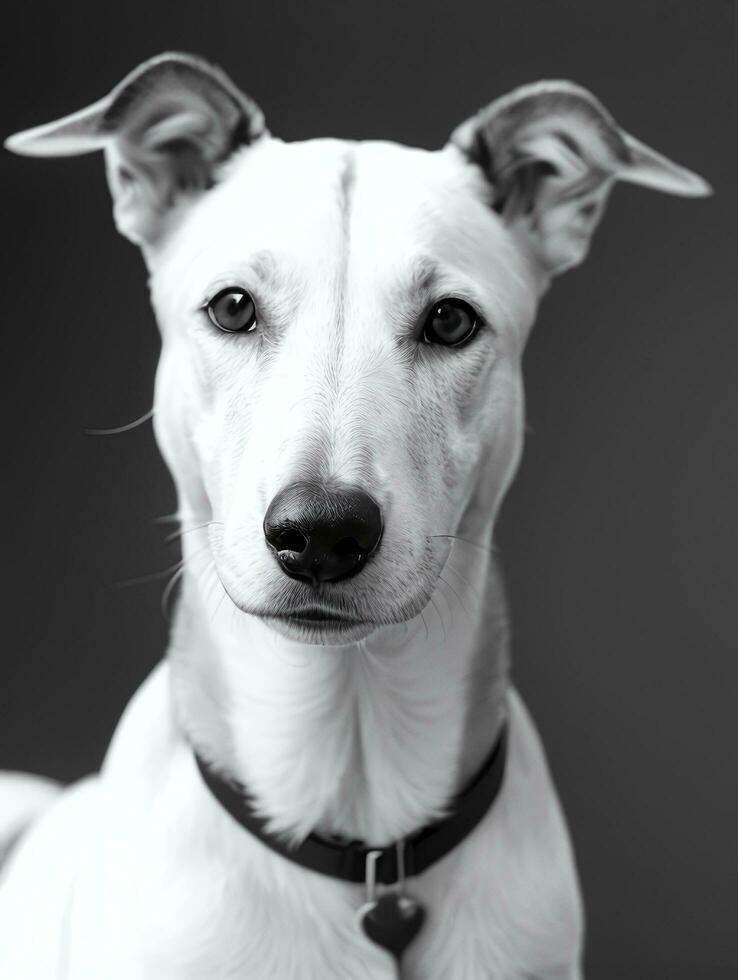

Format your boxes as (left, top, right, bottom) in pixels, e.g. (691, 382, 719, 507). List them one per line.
(7, 54, 709, 645)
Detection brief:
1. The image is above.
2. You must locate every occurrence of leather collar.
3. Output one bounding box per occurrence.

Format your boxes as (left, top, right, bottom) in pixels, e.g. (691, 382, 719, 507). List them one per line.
(194, 724, 507, 886)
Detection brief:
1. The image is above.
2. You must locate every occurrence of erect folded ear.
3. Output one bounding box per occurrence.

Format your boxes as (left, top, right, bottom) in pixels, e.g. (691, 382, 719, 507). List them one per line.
(450, 81, 711, 277)
(5, 53, 267, 247)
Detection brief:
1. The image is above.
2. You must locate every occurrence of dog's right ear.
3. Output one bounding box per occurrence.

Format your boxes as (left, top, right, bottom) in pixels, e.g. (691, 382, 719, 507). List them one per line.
(5, 53, 267, 247)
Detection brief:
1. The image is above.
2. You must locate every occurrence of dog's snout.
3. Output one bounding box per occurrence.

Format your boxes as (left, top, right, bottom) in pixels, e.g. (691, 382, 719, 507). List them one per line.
(263, 482, 383, 584)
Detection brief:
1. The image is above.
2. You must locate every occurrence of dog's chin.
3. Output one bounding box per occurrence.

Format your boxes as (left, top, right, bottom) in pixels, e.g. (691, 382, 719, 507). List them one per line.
(212, 543, 452, 648)
(259, 613, 381, 646)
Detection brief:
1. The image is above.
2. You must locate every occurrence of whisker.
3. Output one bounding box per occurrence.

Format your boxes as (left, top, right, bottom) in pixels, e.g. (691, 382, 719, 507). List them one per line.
(85, 407, 155, 436)
(164, 521, 218, 544)
(195, 559, 224, 615)
(161, 564, 188, 620)
(420, 608, 430, 642)
(203, 563, 223, 608)
(111, 543, 211, 591)
(162, 552, 217, 622)
(427, 533, 496, 556)
(198, 562, 231, 626)
(443, 563, 485, 604)
(428, 595, 447, 643)
(111, 558, 187, 590)
(152, 511, 207, 526)
(437, 573, 469, 617)
(211, 584, 229, 624)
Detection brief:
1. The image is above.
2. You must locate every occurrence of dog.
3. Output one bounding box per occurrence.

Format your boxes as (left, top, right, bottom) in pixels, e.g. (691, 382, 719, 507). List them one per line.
(0, 53, 709, 979)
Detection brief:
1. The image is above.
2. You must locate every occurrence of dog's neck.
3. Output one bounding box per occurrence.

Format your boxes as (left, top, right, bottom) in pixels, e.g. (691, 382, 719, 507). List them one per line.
(169, 538, 509, 847)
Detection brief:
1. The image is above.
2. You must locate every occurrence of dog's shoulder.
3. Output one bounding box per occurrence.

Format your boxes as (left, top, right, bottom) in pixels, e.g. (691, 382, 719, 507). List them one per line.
(0, 773, 103, 975)
(407, 689, 585, 979)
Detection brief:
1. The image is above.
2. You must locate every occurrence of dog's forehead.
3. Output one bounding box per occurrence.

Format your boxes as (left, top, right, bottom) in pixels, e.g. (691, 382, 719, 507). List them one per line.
(162, 138, 501, 274)
(220, 136, 487, 222)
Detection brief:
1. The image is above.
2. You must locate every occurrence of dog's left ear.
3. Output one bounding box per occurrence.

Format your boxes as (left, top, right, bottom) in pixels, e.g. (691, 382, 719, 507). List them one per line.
(5, 53, 267, 247)
(450, 81, 711, 277)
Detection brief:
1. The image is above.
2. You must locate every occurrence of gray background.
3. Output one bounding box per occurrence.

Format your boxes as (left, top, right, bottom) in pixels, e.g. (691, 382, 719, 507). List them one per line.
(2, 1, 736, 975)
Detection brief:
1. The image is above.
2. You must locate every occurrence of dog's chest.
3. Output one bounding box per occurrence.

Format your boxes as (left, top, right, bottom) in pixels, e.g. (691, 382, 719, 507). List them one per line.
(68, 820, 530, 980)
(62, 697, 580, 980)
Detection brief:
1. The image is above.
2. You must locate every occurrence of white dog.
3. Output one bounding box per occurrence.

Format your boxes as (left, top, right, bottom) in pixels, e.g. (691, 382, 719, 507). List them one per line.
(0, 54, 709, 979)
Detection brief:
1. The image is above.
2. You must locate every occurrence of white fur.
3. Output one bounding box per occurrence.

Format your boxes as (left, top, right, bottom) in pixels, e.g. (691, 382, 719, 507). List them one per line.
(1, 67, 708, 977)
(0, 773, 60, 866)
(0, 137, 582, 978)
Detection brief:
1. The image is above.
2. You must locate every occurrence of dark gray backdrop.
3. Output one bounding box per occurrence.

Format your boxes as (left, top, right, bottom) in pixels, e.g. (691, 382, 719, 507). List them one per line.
(2, 1, 736, 976)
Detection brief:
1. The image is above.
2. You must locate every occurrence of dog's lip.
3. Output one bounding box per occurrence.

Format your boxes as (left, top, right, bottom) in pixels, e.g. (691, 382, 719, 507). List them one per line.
(266, 607, 361, 624)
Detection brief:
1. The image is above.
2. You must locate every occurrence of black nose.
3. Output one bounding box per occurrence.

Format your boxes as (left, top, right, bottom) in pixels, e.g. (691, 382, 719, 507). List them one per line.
(263, 482, 383, 584)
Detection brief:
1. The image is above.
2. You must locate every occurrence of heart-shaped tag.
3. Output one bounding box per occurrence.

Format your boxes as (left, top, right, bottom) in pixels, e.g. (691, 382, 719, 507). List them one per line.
(358, 892, 426, 960)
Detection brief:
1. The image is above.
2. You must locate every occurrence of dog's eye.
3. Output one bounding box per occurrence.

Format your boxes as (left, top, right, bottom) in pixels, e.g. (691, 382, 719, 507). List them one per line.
(422, 299, 480, 348)
(206, 288, 257, 333)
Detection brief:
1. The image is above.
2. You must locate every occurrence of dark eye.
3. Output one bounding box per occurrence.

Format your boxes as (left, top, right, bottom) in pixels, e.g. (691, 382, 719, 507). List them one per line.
(422, 298, 480, 348)
(206, 288, 257, 333)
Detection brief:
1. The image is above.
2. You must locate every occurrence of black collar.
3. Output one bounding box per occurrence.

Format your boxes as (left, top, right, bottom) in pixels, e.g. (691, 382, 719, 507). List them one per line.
(194, 724, 507, 886)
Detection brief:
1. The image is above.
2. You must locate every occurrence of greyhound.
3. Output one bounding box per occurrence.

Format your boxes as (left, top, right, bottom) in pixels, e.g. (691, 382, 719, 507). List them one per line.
(0, 54, 709, 979)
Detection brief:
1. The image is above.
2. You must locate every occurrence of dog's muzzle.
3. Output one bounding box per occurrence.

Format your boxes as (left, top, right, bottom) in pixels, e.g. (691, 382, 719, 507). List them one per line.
(263, 481, 383, 585)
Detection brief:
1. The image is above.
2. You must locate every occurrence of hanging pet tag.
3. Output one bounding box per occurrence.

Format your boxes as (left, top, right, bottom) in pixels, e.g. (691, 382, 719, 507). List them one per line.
(358, 891, 426, 959)
(357, 844, 426, 962)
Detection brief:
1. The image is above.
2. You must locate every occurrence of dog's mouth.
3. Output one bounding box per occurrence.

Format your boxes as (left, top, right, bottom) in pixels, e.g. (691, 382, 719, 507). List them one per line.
(261, 607, 376, 643)
(204, 553, 378, 641)
(271, 607, 360, 625)
(209, 527, 454, 645)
